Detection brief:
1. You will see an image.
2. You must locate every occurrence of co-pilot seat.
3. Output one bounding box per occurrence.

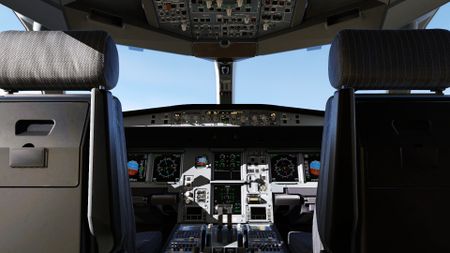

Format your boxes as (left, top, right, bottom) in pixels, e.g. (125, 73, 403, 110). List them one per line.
(316, 29, 450, 253)
(0, 31, 160, 253)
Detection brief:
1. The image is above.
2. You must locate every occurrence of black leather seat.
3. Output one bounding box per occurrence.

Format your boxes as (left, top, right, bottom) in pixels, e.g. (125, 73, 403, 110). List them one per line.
(316, 29, 450, 253)
(0, 31, 161, 253)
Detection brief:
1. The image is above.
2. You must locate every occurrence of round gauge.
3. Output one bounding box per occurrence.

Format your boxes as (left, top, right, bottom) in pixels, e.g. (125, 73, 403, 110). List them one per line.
(274, 158, 296, 179)
(156, 157, 178, 178)
(153, 154, 181, 182)
(270, 154, 299, 182)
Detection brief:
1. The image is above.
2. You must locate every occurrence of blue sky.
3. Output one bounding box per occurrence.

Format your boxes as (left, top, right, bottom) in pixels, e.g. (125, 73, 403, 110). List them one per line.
(0, 3, 449, 111)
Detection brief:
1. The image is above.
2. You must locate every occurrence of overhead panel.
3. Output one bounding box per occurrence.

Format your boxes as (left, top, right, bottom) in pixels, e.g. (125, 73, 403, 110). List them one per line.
(151, 0, 300, 40)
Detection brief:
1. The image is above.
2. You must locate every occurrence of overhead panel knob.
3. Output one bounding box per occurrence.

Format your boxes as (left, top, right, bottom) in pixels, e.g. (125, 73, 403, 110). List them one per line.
(181, 22, 188, 31)
(206, 0, 213, 9)
(226, 7, 232, 16)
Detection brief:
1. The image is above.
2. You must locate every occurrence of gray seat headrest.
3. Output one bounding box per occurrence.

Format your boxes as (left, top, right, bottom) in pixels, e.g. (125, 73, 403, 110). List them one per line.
(0, 31, 119, 91)
(328, 29, 450, 90)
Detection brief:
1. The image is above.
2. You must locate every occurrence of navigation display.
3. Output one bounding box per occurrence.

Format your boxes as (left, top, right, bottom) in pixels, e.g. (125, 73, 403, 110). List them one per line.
(213, 184, 242, 214)
(213, 152, 242, 180)
(152, 153, 182, 183)
(270, 153, 299, 182)
(303, 152, 320, 182)
(127, 153, 148, 182)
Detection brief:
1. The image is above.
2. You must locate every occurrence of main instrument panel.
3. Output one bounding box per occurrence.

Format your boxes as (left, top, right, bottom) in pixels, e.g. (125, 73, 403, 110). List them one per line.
(125, 104, 323, 253)
(128, 149, 320, 223)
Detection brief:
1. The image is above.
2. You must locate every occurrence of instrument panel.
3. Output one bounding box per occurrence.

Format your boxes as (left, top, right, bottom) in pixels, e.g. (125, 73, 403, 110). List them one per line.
(128, 149, 320, 225)
(123, 105, 324, 127)
(125, 105, 324, 253)
(128, 150, 320, 186)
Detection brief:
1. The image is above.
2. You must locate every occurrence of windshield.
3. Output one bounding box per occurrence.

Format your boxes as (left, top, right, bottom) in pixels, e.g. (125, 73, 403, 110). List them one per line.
(1, 3, 449, 111)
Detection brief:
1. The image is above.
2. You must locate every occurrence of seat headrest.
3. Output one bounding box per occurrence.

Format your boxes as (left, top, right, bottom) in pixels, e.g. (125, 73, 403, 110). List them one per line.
(329, 29, 450, 90)
(0, 31, 119, 91)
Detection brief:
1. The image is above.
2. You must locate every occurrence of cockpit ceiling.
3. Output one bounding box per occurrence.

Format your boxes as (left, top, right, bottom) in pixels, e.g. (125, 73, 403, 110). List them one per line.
(2, 0, 446, 58)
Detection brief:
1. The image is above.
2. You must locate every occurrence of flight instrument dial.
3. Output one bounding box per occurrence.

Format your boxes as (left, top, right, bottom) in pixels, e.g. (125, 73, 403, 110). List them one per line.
(270, 154, 299, 182)
(152, 154, 181, 182)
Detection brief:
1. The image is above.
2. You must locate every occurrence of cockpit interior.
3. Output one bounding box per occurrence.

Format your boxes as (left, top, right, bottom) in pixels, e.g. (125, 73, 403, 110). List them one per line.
(0, 0, 449, 253)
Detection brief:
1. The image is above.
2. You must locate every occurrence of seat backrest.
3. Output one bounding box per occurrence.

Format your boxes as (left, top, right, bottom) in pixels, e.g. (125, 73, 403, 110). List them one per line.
(90, 89, 137, 253)
(317, 29, 450, 253)
(0, 31, 135, 253)
(316, 89, 357, 253)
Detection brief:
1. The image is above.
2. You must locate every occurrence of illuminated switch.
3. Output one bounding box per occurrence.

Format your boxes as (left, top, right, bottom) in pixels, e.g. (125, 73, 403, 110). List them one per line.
(237, 0, 243, 7)
(163, 3, 172, 11)
(263, 22, 269, 31)
(216, 0, 223, 8)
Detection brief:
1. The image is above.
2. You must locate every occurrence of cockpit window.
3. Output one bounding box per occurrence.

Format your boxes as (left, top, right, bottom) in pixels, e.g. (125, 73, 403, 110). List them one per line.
(0, 5, 23, 31)
(0, 4, 28, 96)
(427, 4, 450, 30)
(112, 48, 216, 110)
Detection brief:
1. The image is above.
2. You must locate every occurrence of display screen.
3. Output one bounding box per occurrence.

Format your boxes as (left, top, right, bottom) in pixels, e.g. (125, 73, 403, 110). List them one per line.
(213, 184, 242, 214)
(152, 153, 182, 182)
(127, 153, 148, 182)
(250, 207, 267, 220)
(187, 207, 203, 215)
(304, 153, 320, 182)
(195, 155, 208, 168)
(270, 153, 299, 182)
(213, 152, 242, 180)
(185, 207, 203, 221)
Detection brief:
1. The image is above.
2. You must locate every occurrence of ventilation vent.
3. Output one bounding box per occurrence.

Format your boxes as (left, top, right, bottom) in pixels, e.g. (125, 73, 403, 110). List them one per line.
(327, 9, 360, 26)
(89, 9, 123, 27)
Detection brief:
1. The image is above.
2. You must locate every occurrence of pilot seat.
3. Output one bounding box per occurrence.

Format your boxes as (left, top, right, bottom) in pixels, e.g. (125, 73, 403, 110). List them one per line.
(0, 30, 161, 253)
(316, 29, 450, 253)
